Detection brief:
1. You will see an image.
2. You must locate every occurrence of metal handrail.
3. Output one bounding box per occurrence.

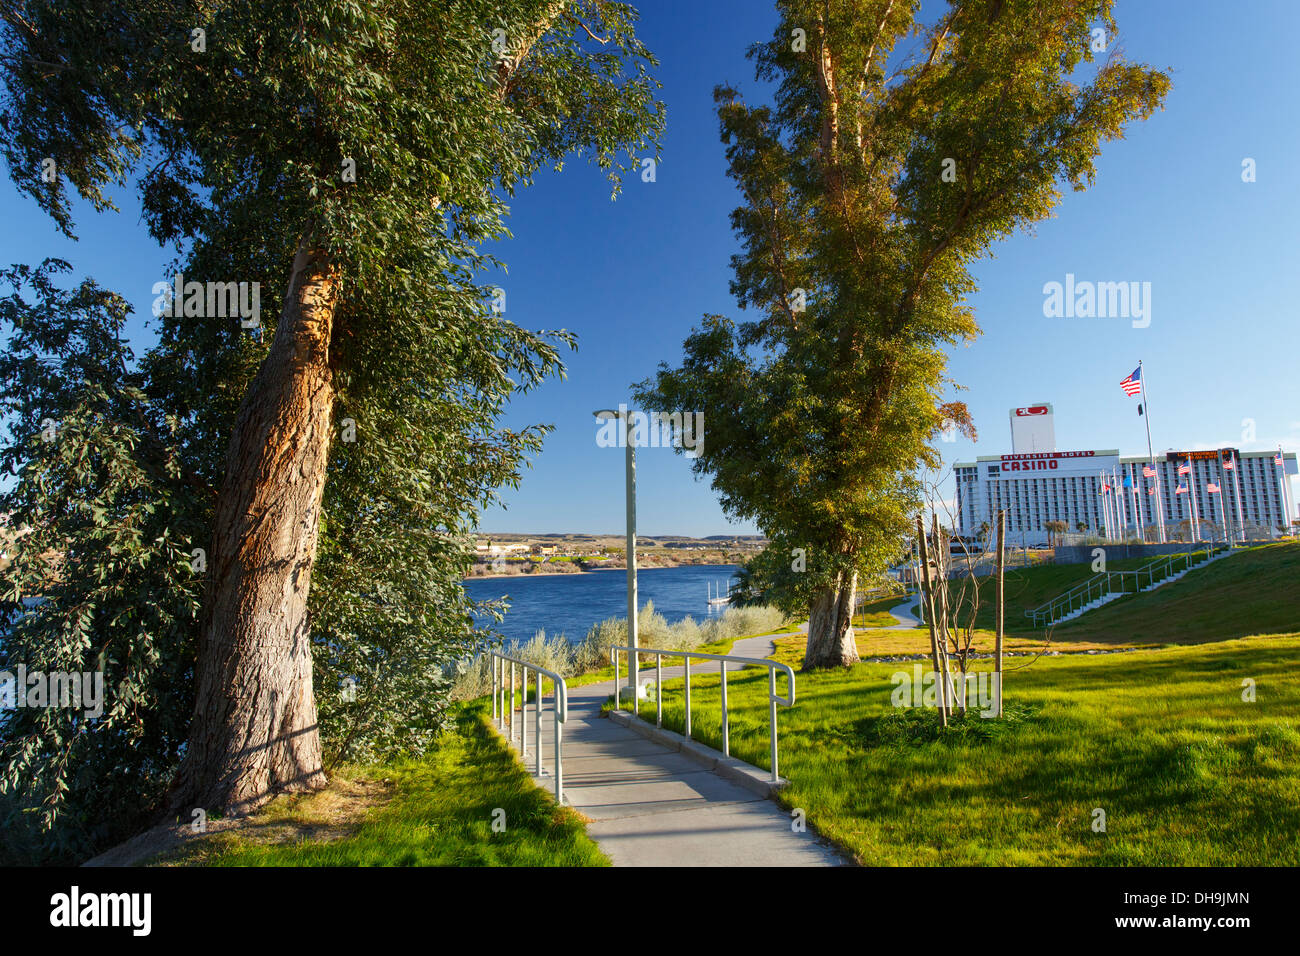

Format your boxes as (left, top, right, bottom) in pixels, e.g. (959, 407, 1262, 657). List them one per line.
(609, 645, 795, 783)
(490, 650, 567, 803)
(1025, 545, 1224, 626)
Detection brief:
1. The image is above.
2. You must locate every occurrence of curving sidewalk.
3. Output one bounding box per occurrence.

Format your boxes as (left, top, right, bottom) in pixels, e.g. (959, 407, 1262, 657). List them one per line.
(853, 592, 922, 630)
(493, 632, 848, 867)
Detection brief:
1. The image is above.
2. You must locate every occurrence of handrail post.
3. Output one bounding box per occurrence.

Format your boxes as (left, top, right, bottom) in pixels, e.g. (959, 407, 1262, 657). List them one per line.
(656, 654, 662, 728)
(769, 668, 778, 782)
(509, 661, 515, 741)
(613, 649, 620, 710)
(512, 671, 522, 759)
(554, 689, 563, 802)
(684, 653, 692, 739)
(535, 669, 542, 775)
(720, 660, 729, 757)
(491, 655, 498, 725)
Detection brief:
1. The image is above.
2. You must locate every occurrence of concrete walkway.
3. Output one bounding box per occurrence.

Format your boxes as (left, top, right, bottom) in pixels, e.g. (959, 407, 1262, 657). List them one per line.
(883, 596, 921, 628)
(852, 592, 922, 630)
(493, 634, 848, 866)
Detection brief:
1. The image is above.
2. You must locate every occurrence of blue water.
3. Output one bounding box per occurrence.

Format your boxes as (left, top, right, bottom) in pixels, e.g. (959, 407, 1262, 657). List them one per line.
(463, 564, 740, 644)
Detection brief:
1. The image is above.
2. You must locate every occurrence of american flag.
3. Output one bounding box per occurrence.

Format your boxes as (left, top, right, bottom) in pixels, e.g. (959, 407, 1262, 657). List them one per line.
(1178, 462, 1191, 475)
(1175, 484, 1188, 495)
(1147, 486, 1156, 495)
(1143, 465, 1157, 478)
(1276, 453, 1284, 467)
(1207, 482, 1221, 493)
(1120, 366, 1142, 397)
(1223, 456, 1235, 471)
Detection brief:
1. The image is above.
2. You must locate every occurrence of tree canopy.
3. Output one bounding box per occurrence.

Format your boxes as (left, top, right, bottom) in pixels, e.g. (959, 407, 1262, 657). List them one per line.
(0, 0, 663, 857)
(636, 0, 1169, 667)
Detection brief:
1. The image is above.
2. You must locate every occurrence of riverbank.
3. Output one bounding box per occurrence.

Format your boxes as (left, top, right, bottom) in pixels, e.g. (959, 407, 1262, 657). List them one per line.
(466, 553, 748, 579)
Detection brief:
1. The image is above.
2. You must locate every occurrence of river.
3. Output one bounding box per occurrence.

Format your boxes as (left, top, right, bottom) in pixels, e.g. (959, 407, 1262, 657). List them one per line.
(462, 564, 740, 644)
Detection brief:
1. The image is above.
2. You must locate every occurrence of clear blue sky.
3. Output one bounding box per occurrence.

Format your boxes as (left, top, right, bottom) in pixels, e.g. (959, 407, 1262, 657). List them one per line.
(2, 1, 1296, 536)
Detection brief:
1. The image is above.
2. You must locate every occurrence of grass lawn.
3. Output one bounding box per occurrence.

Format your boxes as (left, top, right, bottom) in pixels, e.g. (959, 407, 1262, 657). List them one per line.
(853, 592, 910, 628)
(154, 699, 608, 867)
(1051, 542, 1300, 644)
(770, 628, 1147, 667)
(623, 634, 1300, 865)
(949, 542, 1299, 645)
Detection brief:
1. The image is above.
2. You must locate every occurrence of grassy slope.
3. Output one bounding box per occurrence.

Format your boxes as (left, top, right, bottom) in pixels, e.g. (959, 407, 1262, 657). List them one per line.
(155, 699, 608, 867)
(634, 635, 1300, 865)
(1053, 542, 1300, 644)
(965, 556, 1153, 635)
(946, 542, 1299, 644)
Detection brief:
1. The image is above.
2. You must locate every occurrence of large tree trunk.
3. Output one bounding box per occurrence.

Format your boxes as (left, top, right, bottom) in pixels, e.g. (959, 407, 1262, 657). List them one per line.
(802, 570, 859, 669)
(170, 244, 340, 816)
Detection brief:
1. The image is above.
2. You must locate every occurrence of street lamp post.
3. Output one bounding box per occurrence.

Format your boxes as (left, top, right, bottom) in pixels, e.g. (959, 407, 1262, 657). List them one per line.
(595, 409, 638, 704)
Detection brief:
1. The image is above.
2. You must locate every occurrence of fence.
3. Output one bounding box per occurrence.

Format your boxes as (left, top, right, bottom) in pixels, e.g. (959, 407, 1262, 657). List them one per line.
(490, 650, 567, 802)
(1025, 545, 1223, 627)
(609, 645, 795, 782)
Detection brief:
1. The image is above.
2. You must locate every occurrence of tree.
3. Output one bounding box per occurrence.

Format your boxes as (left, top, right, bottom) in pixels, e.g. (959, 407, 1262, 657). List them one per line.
(0, 262, 203, 862)
(635, 0, 1168, 667)
(1, 0, 663, 816)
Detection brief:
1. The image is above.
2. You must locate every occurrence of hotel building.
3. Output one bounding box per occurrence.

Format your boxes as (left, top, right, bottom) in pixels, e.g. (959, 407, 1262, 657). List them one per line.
(954, 405, 1297, 545)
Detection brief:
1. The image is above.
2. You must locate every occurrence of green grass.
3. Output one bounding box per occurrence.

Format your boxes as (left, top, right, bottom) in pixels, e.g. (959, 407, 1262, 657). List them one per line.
(1053, 542, 1300, 644)
(155, 699, 608, 867)
(958, 543, 1300, 644)
(852, 592, 910, 628)
(964, 556, 1154, 634)
(618, 635, 1300, 865)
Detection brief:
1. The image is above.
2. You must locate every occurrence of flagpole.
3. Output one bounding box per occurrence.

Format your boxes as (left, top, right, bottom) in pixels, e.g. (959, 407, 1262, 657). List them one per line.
(1098, 472, 1105, 540)
(1110, 473, 1118, 541)
(1215, 467, 1228, 544)
(1279, 444, 1292, 537)
(1218, 450, 1232, 545)
(1189, 458, 1201, 542)
(1099, 471, 1110, 541)
(1231, 451, 1245, 543)
(1120, 467, 1129, 540)
(1137, 360, 1167, 543)
(1284, 445, 1295, 535)
(1118, 468, 1128, 541)
(1132, 462, 1145, 541)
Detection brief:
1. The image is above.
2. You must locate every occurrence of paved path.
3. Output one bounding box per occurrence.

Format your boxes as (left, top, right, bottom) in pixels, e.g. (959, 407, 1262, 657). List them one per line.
(493, 634, 848, 867)
(883, 596, 921, 628)
(851, 592, 922, 630)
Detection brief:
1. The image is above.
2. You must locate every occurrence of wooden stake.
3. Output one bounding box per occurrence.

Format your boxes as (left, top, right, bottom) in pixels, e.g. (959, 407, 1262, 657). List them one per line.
(916, 515, 947, 725)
